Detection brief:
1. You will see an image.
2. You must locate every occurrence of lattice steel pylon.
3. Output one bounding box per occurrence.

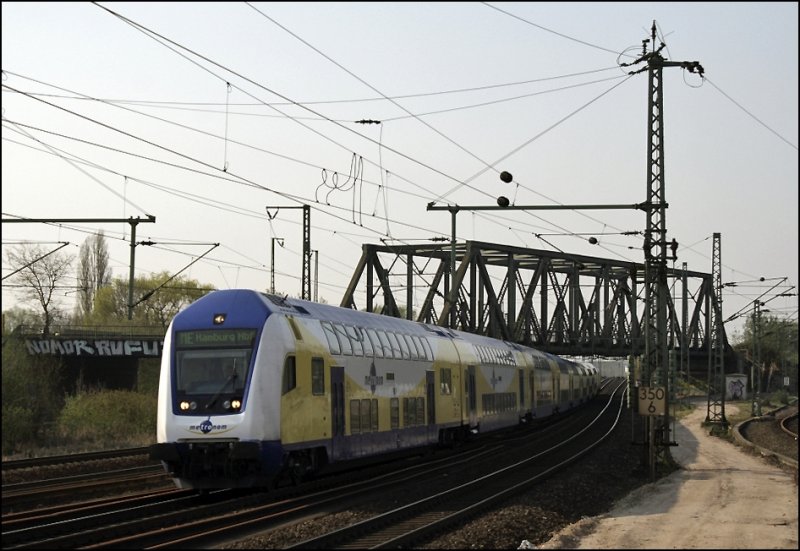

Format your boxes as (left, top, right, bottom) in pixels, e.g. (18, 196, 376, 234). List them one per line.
(706, 233, 728, 427)
(623, 22, 704, 476)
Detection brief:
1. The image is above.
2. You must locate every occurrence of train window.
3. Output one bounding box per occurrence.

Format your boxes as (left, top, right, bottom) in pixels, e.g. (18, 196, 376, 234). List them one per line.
(312, 357, 324, 395)
(376, 330, 393, 358)
(370, 399, 378, 432)
(402, 334, 418, 359)
(386, 331, 402, 358)
(393, 332, 409, 359)
(357, 327, 374, 357)
(529, 371, 535, 404)
(346, 325, 363, 356)
(348, 398, 378, 433)
(366, 328, 383, 357)
(440, 368, 452, 395)
(412, 335, 425, 359)
(350, 400, 361, 434)
(420, 337, 433, 360)
(282, 356, 296, 395)
(321, 322, 341, 355)
(397, 333, 417, 360)
(404, 397, 425, 426)
(405, 335, 417, 359)
(410, 336, 424, 360)
(175, 347, 251, 397)
(390, 397, 399, 429)
(334, 324, 353, 355)
(360, 398, 370, 433)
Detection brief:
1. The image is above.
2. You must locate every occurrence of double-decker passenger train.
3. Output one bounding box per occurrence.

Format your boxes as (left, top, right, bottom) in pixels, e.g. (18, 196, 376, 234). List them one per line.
(150, 289, 600, 489)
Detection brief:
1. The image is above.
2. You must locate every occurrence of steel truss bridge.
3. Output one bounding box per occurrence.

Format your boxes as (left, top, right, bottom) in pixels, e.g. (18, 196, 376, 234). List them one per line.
(341, 240, 726, 358)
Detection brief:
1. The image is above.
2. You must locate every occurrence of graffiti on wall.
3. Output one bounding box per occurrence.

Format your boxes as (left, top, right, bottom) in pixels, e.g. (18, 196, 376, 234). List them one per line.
(726, 374, 748, 401)
(25, 338, 164, 357)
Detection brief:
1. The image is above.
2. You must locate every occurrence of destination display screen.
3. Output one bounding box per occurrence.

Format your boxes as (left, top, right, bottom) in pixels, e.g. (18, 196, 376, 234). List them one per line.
(175, 329, 257, 348)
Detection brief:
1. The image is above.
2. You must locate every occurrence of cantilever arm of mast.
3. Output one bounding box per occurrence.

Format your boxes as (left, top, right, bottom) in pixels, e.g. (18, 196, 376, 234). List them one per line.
(426, 202, 664, 212)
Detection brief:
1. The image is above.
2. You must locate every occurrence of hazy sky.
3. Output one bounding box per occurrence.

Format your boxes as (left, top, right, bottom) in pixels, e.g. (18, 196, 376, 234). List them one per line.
(2, 2, 797, 340)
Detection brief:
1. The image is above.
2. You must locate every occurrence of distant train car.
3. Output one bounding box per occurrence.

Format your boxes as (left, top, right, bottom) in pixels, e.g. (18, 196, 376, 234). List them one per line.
(150, 289, 599, 489)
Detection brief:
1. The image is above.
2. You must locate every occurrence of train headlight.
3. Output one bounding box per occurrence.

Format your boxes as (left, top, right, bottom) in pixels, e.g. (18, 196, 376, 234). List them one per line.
(223, 400, 231, 410)
(190, 401, 198, 411)
(180, 401, 190, 411)
(231, 399, 241, 409)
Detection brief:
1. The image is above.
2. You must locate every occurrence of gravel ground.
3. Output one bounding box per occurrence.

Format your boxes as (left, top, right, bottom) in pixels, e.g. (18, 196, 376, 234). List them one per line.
(224, 408, 658, 549)
(224, 401, 797, 550)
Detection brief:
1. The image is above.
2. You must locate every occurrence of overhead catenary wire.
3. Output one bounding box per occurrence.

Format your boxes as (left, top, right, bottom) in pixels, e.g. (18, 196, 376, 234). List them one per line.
(90, 3, 643, 260)
(3, 76, 647, 258)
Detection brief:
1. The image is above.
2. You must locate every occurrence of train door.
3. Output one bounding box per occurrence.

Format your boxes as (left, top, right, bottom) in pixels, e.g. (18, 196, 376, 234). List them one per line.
(552, 368, 560, 412)
(330, 366, 345, 459)
(518, 369, 525, 413)
(426, 370, 436, 439)
(466, 365, 477, 428)
(569, 370, 575, 406)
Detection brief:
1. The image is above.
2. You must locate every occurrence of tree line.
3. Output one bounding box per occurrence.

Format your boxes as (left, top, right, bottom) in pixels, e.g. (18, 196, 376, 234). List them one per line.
(3, 231, 212, 334)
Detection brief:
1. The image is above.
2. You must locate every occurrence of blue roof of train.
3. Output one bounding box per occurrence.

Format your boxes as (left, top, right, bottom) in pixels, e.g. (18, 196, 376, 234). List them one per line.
(172, 290, 590, 368)
(173, 289, 455, 338)
(172, 289, 273, 331)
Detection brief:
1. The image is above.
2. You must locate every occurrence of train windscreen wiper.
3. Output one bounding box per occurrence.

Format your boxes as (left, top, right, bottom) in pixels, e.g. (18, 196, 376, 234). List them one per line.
(205, 371, 237, 409)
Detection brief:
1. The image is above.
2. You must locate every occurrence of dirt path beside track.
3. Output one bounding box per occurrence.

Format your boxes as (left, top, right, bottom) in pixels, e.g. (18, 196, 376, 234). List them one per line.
(539, 401, 798, 549)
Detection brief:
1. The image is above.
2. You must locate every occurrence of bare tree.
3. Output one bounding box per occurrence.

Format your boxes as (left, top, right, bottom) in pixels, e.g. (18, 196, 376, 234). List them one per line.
(5, 243, 75, 335)
(76, 231, 111, 318)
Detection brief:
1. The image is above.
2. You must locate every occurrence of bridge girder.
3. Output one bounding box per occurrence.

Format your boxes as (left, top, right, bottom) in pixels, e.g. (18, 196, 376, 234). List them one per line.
(340, 240, 724, 357)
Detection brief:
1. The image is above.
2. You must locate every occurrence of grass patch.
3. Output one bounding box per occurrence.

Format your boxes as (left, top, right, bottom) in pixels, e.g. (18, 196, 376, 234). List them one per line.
(55, 389, 157, 450)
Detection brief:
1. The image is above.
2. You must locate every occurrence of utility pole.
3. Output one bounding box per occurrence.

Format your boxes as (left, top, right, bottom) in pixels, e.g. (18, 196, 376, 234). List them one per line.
(270, 237, 284, 294)
(266, 205, 311, 300)
(681, 262, 689, 390)
(312, 249, 319, 302)
(623, 21, 704, 478)
(752, 300, 763, 416)
(2, 215, 156, 320)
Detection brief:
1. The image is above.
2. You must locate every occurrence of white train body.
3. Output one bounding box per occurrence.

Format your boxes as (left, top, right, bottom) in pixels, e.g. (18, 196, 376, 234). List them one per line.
(150, 290, 600, 489)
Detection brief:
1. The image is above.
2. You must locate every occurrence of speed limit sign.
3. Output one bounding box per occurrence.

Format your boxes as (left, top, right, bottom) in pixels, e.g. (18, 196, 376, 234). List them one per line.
(638, 386, 666, 416)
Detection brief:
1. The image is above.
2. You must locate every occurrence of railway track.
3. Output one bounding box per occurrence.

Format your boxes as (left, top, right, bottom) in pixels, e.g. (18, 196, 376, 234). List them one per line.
(1, 382, 626, 549)
(1, 447, 149, 471)
(1, 447, 173, 515)
(734, 403, 798, 469)
(286, 380, 628, 549)
(1, 464, 171, 513)
(779, 410, 798, 440)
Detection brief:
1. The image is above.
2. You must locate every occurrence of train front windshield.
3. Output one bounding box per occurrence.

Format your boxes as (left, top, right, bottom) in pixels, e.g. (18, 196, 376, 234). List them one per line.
(173, 329, 257, 415)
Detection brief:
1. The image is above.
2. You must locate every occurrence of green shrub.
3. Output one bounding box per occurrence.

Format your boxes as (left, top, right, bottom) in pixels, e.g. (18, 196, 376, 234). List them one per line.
(1, 338, 65, 455)
(136, 359, 161, 395)
(770, 389, 789, 405)
(2, 404, 36, 455)
(57, 389, 157, 446)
